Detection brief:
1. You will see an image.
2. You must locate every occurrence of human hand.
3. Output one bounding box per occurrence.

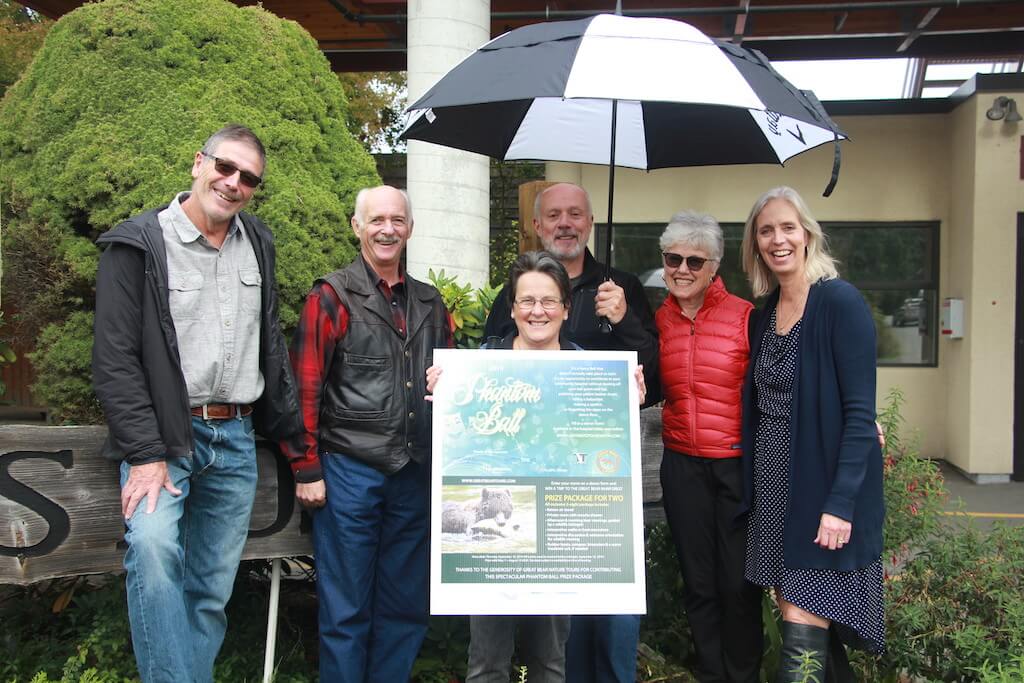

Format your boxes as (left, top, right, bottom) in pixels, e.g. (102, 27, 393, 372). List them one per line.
(814, 513, 852, 550)
(425, 365, 442, 401)
(595, 281, 627, 325)
(875, 420, 885, 449)
(296, 480, 326, 508)
(121, 460, 181, 520)
(634, 365, 646, 405)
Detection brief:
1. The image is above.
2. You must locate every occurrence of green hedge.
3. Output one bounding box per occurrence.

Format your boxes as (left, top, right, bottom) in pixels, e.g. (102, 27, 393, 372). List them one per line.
(0, 0, 378, 422)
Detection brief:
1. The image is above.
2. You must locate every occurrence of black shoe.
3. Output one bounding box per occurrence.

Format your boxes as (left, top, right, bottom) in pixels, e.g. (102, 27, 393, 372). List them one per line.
(776, 622, 829, 683)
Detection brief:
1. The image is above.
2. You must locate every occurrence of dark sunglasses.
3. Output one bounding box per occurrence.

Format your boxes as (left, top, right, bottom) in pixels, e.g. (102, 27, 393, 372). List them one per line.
(202, 153, 263, 188)
(662, 252, 716, 272)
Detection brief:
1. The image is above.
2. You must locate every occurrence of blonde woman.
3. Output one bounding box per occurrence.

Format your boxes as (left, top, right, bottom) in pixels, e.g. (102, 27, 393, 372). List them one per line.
(739, 187, 885, 681)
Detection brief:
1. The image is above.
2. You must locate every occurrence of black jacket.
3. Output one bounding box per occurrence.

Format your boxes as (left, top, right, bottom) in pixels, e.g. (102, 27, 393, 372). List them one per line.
(484, 249, 659, 403)
(92, 205, 303, 465)
(314, 258, 452, 475)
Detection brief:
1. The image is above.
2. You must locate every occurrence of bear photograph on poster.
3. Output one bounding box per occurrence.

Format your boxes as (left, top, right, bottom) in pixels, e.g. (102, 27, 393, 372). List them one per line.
(440, 485, 537, 554)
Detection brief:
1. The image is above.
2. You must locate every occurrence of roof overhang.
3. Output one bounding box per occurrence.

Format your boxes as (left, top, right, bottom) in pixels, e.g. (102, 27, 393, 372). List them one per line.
(19, 0, 1024, 71)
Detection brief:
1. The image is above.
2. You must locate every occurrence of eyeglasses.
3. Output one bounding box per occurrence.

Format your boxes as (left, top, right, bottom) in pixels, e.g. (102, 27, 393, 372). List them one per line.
(515, 297, 563, 311)
(662, 252, 716, 272)
(202, 153, 263, 188)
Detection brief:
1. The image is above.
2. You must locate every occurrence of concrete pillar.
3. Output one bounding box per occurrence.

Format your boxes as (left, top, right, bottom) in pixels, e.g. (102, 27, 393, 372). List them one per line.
(406, 0, 491, 288)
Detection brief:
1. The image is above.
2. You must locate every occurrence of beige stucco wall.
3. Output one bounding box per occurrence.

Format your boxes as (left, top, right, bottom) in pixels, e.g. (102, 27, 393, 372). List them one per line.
(944, 98, 977, 472)
(963, 93, 1024, 474)
(546, 99, 1023, 475)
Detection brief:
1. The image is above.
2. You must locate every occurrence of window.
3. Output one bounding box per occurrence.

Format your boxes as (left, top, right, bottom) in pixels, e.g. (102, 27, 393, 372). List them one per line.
(598, 220, 939, 367)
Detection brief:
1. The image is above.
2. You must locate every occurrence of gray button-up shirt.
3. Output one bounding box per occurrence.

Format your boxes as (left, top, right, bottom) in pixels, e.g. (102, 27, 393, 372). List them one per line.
(159, 192, 264, 407)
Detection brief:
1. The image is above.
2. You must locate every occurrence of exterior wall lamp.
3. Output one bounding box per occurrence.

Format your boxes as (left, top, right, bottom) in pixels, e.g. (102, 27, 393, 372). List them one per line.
(985, 96, 1023, 123)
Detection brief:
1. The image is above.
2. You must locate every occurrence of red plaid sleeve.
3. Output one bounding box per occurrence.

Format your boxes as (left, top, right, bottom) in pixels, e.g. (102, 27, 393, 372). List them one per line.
(280, 283, 348, 483)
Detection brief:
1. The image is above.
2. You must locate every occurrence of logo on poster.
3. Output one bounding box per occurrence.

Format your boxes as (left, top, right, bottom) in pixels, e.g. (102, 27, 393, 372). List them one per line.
(596, 450, 621, 474)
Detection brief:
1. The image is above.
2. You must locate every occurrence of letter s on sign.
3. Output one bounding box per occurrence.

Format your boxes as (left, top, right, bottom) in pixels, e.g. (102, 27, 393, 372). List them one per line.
(0, 450, 73, 557)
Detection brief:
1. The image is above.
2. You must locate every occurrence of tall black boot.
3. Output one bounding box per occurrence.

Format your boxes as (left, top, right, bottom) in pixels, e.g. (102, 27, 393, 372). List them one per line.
(776, 622, 829, 683)
(824, 625, 855, 683)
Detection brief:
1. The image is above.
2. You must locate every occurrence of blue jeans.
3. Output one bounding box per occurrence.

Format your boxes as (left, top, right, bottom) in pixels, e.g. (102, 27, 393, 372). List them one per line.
(565, 615, 642, 683)
(120, 415, 257, 683)
(313, 453, 430, 683)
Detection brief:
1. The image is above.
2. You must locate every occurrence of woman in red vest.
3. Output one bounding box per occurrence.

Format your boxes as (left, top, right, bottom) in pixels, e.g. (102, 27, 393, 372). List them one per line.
(656, 211, 764, 682)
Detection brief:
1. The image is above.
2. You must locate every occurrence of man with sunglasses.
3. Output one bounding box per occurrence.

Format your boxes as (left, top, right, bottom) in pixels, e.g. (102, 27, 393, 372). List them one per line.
(93, 124, 302, 683)
(483, 182, 658, 683)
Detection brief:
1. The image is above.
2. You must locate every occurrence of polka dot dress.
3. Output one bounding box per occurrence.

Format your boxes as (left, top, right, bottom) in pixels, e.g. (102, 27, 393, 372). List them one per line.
(744, 308, 886, 654)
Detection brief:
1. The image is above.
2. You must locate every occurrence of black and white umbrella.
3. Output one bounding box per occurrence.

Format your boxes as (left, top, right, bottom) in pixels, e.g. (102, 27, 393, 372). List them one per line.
(401, 13, 847, 270)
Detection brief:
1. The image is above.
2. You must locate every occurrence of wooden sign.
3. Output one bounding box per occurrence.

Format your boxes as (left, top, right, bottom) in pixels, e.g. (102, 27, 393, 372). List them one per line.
(1, 409, 665, 586)
(0, 425, 312, 586)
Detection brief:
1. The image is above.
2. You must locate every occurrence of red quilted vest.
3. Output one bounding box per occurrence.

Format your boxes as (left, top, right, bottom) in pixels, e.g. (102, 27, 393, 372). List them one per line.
(656, 277, 753, 458)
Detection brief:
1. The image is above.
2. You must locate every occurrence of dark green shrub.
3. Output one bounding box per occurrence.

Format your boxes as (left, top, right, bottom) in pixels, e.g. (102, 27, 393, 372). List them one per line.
(0, 0, 378, 422)
(638, 521, 694, 679)
(27, 311, 103, 424)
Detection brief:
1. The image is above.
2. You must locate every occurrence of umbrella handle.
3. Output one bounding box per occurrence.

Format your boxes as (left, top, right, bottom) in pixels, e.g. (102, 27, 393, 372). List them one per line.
(598, 316, 613, 335)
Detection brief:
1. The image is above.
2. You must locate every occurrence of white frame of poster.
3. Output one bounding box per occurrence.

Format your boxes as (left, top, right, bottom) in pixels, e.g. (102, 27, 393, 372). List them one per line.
(429, 348, 645, 615)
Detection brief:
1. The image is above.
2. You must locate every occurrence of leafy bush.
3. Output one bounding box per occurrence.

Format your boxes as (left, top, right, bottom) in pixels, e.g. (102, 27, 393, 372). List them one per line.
(27, 312, 103, 424)
(853, 521, 1024, 681)
(877, 386, 947, 570)
(0, 0, 378, 421)
(427, 269, 500, 349)
(0, 0, 51, 98)
(0, 312, 16, 398)
(847, 388, 1024, 682)
(638, 521, 698, 680)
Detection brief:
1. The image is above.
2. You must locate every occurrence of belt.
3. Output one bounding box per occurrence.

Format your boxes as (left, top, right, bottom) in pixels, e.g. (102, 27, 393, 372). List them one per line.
(190, 403, 253, 420)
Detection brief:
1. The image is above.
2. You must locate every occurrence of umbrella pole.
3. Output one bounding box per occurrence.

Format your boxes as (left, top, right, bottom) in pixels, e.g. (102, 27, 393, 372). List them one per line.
(604, 98, 617, 269)
(598, 98, 618, 335)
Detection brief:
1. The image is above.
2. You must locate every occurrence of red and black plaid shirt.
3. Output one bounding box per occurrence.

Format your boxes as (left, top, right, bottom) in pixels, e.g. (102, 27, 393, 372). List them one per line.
(282, 262, 453, 482)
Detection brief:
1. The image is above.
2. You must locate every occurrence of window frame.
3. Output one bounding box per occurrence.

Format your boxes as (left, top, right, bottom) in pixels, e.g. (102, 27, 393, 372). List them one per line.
(598, 219, 940, 368)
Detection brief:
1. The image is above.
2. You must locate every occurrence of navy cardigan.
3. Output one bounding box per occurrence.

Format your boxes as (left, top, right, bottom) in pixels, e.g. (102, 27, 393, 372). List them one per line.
(740, 278, 884, 571)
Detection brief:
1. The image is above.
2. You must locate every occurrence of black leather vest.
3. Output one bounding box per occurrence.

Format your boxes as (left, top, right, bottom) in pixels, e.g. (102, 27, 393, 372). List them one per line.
(317, 259, 450, 474)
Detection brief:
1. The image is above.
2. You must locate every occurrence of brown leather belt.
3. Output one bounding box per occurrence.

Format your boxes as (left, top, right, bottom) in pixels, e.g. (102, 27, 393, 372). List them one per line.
(190, 403, 253, 420)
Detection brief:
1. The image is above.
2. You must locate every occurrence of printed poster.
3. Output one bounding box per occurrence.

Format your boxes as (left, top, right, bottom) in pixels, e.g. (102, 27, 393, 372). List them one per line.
(429, 348, 645, 615)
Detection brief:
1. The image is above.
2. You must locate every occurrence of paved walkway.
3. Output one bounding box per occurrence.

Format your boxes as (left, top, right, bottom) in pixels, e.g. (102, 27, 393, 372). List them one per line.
(939, 460, 1024, 530)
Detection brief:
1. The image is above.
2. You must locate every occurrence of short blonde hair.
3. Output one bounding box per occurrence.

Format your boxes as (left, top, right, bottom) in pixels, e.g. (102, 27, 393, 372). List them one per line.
(741, 186, 838, 297)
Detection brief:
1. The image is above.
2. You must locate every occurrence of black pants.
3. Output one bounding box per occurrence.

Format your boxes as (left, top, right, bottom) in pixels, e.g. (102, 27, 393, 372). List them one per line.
(660, 449, 763, 683)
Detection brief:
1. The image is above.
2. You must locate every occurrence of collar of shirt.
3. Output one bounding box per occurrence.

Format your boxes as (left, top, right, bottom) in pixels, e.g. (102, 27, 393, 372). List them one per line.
(361, 256, 408, 335)
(166, 191, 243, 245)
(361, 256, 405, 297)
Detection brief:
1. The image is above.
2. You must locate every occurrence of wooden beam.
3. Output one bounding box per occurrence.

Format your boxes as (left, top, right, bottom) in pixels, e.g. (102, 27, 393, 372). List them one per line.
(0, 426, 312, 585)
(898, 6, 942, 53)
(1, 409, 670, 584)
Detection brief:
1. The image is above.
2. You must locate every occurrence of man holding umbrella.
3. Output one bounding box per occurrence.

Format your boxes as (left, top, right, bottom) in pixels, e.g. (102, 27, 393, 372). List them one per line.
(483, 181, 658, 683)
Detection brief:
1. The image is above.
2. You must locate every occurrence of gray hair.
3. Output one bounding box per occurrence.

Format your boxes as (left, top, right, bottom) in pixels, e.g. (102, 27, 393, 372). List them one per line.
(201, 123, 266, 167)
(658, 210, 724, 261)
(741, 186, 838, 298)
(353, 185, 413, 225)
(533, 182, 593, 220)
(507, 250, 572, 309)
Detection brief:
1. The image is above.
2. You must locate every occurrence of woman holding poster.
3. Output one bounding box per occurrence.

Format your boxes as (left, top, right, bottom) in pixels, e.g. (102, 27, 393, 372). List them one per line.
(427, 250, 645, 683)
(739, 187, 885, 681)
